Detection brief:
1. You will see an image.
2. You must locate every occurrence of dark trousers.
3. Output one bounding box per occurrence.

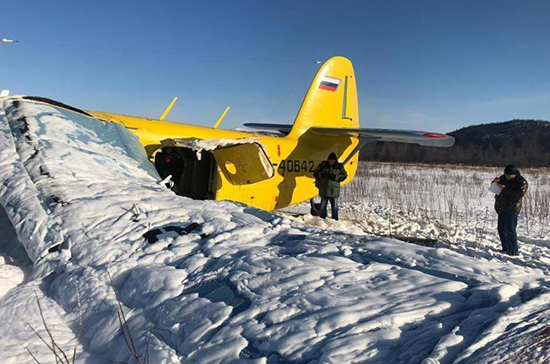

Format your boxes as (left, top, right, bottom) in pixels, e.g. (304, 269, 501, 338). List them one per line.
(498, 213, 518, 255)
(320, 197, 338, 220)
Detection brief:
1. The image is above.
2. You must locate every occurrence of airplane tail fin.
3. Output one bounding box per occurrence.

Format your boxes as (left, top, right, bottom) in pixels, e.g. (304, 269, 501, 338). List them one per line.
(288, 56, 359, 139)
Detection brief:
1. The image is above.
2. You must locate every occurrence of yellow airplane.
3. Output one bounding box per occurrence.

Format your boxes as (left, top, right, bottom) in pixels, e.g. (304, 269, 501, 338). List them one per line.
(87, 56, 454, 211)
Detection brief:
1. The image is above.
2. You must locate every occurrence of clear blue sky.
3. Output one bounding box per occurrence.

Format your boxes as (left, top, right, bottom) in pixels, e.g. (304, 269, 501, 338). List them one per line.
(1, 0, 550, 132)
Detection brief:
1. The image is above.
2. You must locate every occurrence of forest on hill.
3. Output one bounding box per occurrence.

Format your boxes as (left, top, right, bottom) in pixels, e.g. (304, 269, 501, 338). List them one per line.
(360, 119, 550, 167)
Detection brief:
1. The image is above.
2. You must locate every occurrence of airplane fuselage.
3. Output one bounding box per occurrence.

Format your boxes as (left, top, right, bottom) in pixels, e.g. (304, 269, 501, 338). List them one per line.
(88, 111, 359, 211)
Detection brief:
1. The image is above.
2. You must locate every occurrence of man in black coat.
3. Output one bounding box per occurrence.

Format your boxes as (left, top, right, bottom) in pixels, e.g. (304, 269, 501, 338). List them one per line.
(313, 152, 348, 220)
(492, 164, 528, 256)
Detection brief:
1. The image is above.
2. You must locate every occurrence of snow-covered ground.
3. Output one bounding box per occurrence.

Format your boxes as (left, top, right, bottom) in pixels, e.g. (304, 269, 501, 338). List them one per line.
(1, 96, 550, 364)
(341, 162, 550, 238)
(341, 162, 550, 269)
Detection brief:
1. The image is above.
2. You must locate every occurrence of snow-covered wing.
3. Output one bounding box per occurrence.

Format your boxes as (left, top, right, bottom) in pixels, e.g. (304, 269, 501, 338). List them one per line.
(311, 127, 455, 147)
(49, 103, 160, 180)
(0, 97, 160, 261)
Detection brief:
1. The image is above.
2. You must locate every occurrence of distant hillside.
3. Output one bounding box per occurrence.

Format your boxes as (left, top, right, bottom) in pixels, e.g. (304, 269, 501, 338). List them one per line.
(360, 119, 550, 167)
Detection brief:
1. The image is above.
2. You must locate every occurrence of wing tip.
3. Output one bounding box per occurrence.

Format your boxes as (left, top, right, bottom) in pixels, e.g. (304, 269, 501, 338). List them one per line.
(422, 132, 454, 139)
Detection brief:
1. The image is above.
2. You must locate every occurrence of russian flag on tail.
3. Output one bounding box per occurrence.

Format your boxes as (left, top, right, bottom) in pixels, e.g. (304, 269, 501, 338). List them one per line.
(319, 76, 341, 92)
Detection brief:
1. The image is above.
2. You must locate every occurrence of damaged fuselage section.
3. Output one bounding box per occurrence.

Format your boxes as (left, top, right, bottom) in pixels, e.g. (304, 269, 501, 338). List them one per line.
(154, 137, 274, 200)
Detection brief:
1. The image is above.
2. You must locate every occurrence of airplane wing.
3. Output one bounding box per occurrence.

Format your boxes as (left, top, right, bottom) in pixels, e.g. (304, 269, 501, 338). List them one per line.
(161, 137, 275, 185)
(311, 127, 455, 148)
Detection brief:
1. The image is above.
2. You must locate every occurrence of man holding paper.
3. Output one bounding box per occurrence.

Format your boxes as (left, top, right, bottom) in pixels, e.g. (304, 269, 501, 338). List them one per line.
(491, 165, 528, 256)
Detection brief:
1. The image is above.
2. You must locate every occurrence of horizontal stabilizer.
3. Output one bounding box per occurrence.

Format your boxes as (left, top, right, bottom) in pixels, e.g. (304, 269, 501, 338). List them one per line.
(244, 123, 293, 134)
(311, 127, 455, 148)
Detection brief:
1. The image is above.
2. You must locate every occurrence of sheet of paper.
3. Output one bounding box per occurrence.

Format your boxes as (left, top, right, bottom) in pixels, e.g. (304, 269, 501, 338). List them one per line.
(489, 182, 502, 195)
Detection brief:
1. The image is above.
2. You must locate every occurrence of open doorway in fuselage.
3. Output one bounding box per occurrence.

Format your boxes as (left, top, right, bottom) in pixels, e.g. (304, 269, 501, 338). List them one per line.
(154, 147, 217, 200)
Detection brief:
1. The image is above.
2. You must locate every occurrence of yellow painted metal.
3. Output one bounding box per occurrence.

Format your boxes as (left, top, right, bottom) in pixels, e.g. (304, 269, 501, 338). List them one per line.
(288, 56, 359, 138)
(213, 143, 274, 185)
(87, 56, 360, 211)
(213, 106, 230, 129)
(159, 96, 178, 121)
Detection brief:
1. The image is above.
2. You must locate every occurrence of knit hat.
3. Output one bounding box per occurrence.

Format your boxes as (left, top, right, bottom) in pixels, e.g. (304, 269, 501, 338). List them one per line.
(504, 165, 518, 174)
(328, 152, 337, 161)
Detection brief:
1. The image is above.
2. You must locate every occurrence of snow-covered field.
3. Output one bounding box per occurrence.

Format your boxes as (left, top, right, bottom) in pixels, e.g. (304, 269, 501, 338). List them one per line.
(1, 96, 550, 364)
(342, 162, 550, 239)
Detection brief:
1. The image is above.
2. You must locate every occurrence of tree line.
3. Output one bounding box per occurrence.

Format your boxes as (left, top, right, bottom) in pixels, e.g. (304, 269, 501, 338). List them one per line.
(359, 120, 550, 167)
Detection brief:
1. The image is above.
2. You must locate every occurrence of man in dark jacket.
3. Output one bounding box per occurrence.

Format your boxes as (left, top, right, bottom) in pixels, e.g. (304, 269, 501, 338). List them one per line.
(313, 152, 348, 220)
(492, 164, 528, 256)
(154, 148, 184, 192)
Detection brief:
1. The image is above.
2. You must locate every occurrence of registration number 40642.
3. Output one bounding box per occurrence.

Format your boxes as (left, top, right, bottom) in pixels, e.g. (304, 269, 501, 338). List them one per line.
(277, 159, 315, 173)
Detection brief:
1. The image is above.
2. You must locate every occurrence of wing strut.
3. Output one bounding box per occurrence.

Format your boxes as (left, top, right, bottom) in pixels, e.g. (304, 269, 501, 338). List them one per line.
(213, 106, 230, 129)
(159, 97, 178, 121)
